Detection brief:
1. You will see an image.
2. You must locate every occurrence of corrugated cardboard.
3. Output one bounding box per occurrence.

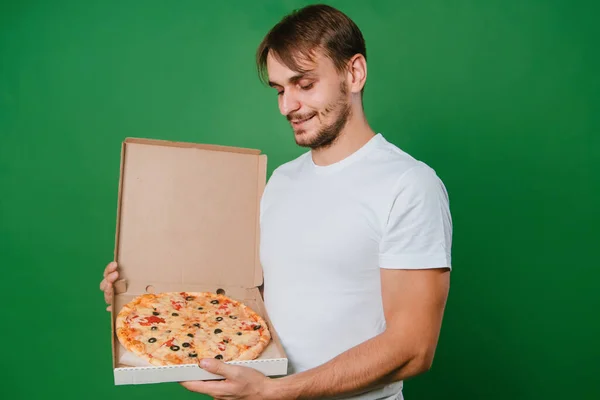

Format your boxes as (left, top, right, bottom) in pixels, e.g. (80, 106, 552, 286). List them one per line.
(110, 138, 288, 385)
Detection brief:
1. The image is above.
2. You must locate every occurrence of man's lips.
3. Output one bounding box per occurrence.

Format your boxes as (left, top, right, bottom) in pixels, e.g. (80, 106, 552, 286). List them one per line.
(290, 114, 316, 127)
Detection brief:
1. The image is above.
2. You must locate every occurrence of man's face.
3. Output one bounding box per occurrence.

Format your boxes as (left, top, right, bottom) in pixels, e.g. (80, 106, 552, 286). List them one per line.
(266, 51, 352, 150)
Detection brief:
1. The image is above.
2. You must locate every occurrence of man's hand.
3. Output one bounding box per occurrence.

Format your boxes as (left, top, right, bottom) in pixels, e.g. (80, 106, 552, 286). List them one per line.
(180, 358, 274, 400)
(100, 261, 119, 311)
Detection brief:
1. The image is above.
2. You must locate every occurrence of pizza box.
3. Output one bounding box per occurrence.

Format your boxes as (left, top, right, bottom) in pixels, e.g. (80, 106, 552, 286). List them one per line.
(110, 137, 288, 385)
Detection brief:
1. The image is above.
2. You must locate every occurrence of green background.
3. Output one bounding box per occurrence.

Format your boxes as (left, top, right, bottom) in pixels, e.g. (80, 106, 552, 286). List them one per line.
(1, 0, 598, 399)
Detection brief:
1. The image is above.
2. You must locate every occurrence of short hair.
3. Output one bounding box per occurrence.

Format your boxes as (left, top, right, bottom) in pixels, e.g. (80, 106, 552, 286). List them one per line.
(256, 4, 367, 86)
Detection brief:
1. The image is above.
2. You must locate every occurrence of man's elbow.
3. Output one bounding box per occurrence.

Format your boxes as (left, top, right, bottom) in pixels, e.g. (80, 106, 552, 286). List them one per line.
(394, 345, 436, 380)
(411, 347, 436, 375)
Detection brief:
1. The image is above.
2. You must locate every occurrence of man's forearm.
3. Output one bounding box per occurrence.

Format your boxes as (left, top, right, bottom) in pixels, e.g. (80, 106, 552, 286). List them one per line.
(267, 330, 430, 400)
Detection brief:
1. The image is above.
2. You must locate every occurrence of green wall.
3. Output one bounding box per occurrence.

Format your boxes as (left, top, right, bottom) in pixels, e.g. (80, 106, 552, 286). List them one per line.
(1, 1, 598, 399)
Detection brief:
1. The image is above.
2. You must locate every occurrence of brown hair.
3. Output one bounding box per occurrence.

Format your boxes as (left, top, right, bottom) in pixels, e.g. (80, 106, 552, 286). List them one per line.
(256, 4, 367, 86)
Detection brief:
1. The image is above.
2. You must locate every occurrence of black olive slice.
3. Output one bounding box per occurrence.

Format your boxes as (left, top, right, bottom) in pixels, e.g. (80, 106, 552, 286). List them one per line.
(170, 345, 180, 351)
(215, 355, 223, 360)
(214, 329, 222, 334)
(148, 338, 157, 343)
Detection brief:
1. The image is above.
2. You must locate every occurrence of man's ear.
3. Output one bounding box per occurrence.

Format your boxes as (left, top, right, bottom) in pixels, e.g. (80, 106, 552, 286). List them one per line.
(347, 54, 367, 94)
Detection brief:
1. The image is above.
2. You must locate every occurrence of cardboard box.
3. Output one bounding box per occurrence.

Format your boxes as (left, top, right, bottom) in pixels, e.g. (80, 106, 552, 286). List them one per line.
(110, 138, 288, 385)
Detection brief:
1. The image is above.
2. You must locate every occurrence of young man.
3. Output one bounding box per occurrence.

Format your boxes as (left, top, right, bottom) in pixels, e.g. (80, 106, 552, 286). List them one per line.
(100, 4, 452, 399)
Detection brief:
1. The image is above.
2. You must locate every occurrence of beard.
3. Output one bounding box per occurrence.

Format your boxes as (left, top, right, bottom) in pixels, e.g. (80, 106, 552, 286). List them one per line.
(287, 82, 352, 150)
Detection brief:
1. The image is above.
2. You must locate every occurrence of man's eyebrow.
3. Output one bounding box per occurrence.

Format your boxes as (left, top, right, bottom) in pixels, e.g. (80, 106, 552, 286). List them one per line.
(268, 72, 317, 87)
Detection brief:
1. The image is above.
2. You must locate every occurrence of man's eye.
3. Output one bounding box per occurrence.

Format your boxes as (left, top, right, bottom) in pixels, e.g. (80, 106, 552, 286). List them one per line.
(277, 91, 284, 96)
(300, 83, 314, 90)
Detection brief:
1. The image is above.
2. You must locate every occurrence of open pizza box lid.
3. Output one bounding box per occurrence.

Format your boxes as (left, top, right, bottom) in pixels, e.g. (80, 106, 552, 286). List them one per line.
(110, 138, 288, 385)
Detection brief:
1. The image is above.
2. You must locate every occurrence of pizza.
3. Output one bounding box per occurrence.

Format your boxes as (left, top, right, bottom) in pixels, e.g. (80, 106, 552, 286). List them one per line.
(115, 291, 271, 366)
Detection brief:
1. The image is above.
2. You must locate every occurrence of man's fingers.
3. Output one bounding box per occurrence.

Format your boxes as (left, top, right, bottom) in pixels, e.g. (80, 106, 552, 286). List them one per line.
(180, 380, 228, 397)
(199, 359, 239, 380)
(104, 285, 113, 304)
(106, 271, 119, 283)
(100, 272, 118, 296)
(102, 263, 118, 311)
(104, 262, 117, 278)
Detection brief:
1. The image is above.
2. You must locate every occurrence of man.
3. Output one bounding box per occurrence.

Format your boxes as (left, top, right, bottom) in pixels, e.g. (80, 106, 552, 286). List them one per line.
(100, 4, 452, 399)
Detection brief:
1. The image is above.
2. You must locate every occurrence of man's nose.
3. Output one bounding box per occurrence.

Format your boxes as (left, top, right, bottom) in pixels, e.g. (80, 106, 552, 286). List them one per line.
(280, 92, 301, 116)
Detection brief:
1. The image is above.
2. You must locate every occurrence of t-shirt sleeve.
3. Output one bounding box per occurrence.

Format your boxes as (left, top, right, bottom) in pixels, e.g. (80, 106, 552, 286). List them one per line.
(379, 164, 453, 270)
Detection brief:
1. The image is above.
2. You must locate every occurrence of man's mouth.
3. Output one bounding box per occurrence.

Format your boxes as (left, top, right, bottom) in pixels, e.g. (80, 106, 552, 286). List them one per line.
(290, 113, 316, 127)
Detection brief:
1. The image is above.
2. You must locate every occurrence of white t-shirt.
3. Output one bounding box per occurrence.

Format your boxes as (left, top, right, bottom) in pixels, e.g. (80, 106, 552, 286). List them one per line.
(259, 133, 452, 400)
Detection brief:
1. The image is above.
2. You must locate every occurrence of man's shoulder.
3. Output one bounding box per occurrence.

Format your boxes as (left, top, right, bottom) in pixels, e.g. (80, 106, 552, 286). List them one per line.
(368, 134, 429, 178)
(369, 134, 447, 195)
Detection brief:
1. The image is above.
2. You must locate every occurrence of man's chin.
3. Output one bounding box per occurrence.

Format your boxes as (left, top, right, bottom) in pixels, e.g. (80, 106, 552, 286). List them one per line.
(293, 129, 313, 147)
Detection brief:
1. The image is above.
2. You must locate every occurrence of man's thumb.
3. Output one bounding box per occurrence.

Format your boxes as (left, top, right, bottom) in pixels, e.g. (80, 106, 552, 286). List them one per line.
(199, 358, 231, 377)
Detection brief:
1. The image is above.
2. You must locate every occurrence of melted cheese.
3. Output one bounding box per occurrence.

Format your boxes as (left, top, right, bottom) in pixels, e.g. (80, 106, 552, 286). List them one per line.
(119, 292, 268, 364)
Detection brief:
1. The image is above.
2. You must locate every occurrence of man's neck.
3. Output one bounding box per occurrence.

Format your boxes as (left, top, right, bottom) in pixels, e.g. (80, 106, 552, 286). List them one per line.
(311, 112, 376, 166)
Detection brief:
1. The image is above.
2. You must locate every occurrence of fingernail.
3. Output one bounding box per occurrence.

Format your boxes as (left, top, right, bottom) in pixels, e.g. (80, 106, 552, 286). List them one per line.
(200, 359, 209, 368)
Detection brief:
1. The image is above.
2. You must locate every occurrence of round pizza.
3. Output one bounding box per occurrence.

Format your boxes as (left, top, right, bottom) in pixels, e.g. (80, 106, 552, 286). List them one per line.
(116, 291, 271, 366)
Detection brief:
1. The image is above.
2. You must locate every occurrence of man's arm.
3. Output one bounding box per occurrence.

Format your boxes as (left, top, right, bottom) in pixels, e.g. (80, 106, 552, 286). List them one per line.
(267, 267, 450, 400)
(180, 166, 452, 399)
